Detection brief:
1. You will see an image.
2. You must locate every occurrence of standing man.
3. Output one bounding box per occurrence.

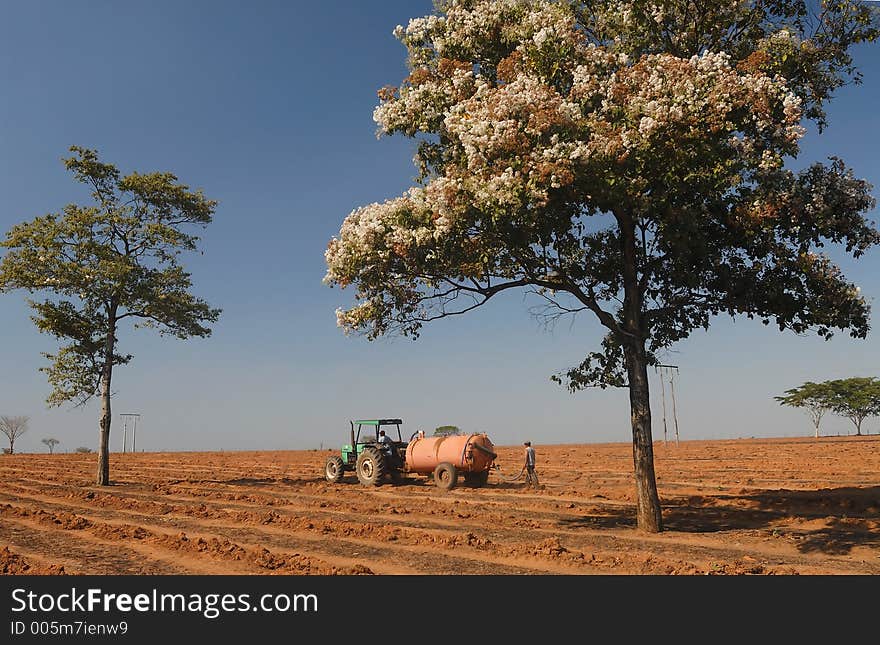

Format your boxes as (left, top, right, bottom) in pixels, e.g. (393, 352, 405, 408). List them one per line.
(523, 441, 538, 488)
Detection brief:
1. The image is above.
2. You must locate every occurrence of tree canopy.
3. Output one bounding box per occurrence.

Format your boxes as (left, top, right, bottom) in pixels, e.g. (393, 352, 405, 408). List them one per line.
(434, 425, 462, 436)
(825, 377, 880, 435)
(775, 380, 834, 437)
(777, 377, 880, 436)
(0, 146, 221, 484)
(324, 0, 880, 532)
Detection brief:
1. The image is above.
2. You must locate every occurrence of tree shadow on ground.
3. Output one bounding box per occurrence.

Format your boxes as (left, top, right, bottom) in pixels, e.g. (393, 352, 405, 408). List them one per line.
(326, 475, 436, 487)
(491, 481, 538, 491)
(169, 476, 323, 486)
(557, 512, 638, 530)
(557, 485, 880, 556)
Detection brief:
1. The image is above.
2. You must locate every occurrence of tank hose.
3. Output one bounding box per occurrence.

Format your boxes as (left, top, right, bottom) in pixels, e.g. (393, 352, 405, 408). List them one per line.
(496, 465, 526, 483)
(472, 442, 498, 460)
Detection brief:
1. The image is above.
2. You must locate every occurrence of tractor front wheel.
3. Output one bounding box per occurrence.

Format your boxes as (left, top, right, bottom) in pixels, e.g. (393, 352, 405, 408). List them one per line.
(434, 462, 458, 491)
(356, 447, 387, 486)
(324, 456, 344, 483)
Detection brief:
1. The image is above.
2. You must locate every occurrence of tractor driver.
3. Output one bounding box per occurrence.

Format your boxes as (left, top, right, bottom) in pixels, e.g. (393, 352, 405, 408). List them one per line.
(378, 430, 394, 456)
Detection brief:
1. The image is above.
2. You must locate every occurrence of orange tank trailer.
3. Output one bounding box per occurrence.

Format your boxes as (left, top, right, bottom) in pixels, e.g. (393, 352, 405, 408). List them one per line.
(405, 433, 497, 490)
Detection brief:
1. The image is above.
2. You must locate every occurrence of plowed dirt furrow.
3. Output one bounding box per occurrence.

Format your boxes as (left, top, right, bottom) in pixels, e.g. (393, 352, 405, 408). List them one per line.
(3, 437, 879, 575)
(0, 489, 710, 574)
(0, 517, 189, 575)
(4, 488, 852, 575)
(0, 504, 372, 575)
(0, 490, 592, 573)
(5, 478, 643, 536)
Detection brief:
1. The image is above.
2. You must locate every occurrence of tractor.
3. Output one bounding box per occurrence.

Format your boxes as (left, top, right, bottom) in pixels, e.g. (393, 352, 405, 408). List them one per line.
(324, 418, 498, 490)
(324, 419, 408, 486)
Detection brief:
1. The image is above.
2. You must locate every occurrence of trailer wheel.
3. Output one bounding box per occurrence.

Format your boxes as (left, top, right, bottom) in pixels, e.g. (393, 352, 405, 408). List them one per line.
(356, 447, 387, 486)
(434, 462, 458, 491)
(324, 456, 345, 483)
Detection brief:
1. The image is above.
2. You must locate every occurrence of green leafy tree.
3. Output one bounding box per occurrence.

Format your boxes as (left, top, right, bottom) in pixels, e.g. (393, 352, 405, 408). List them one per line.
(41, 438, 60, 454)
(325, 2, 880, 533)
(433, 425, 462, 436)
(825, 377, 880, 436)
(775, 381, 834, 438)
(0, 146, 221, 485)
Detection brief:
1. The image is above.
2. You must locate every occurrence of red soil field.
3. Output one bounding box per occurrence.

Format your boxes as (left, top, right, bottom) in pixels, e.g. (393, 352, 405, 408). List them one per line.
(1, 435, 879, 575)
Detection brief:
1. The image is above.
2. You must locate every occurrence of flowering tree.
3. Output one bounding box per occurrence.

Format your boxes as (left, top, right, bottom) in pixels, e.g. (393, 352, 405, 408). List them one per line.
(325, 1, 880, 532)
(0, 147, 221, 485)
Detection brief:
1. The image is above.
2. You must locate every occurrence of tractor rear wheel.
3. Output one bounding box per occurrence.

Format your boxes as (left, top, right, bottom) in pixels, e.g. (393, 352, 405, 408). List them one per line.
(356, 447, 387, 486)
(434, 462, 458, 491)
(324, 456, 344, 483)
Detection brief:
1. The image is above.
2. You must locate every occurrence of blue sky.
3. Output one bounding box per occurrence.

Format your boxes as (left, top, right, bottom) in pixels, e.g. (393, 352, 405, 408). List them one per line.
(1, 1, 879, 453)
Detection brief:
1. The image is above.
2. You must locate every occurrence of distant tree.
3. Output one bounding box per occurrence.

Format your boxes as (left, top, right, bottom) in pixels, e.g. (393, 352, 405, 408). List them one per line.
(41, 438, 60, 454)
(433, 425, 461, 437)
(825, 377, 880, 436)
(74, 447, 93, 454)
(325, 0, 880, 533)
(0, 416, 29, 454)
(775, 381, 834, 438)
(0, 147, 221, 486)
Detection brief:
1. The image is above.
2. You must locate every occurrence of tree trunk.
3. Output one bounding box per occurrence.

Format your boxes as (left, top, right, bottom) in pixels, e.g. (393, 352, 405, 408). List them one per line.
(807, 405, 825, 439)
(97, 309, 117, 486)
(617, 209, 663, 533)
(625, 340, 663, 533)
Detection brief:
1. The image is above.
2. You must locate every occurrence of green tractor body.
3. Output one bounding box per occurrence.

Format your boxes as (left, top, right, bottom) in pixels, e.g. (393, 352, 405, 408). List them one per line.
(324, 419, 408, 485)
